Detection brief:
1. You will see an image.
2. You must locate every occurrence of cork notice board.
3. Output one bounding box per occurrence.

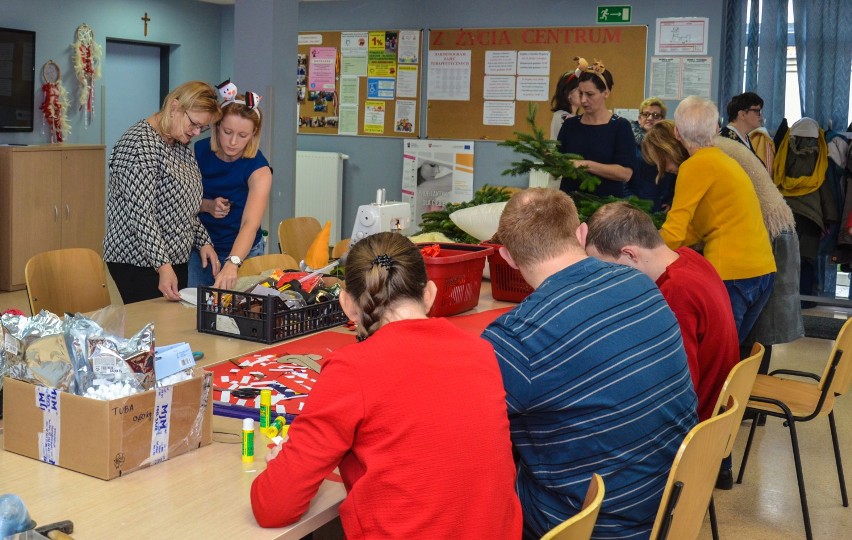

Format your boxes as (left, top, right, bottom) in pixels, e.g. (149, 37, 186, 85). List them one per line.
(297, 30, 422, 138)
(426, 25, 648, 141)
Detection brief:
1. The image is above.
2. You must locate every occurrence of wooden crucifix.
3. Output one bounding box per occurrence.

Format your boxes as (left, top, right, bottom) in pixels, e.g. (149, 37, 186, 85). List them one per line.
(141, 12, 151, 36)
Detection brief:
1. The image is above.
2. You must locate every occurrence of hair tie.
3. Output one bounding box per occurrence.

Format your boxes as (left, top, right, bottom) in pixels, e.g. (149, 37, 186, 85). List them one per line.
(372, 254, 393, 269)
(216, 78, 262, 117)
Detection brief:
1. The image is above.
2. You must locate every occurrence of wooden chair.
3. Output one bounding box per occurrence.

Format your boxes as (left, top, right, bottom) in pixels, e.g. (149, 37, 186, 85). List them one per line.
(707, 343, 765, 540)
(24, 248, 111, 315)
(331, 238, 350, 259)
(237, 253, 300, 277)
(540, 473, 605, 540)
(737, 319, 852, 540)
(277, 217, 322, 262)
(649, 397, 739, 540)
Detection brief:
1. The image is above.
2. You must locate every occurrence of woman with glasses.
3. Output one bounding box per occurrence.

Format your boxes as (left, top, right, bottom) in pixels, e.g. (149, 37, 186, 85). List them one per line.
(627, 97, 675, 210)
(556, 63, 635, 198)
(103, 80, 221, 303)
(720, 92, 765, 161)
(188, 82, 272, 290)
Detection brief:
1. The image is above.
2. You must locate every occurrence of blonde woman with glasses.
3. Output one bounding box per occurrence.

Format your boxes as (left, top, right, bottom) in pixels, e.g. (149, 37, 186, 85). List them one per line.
(103, 80, 221, 303)
(628, 97, 673, 210)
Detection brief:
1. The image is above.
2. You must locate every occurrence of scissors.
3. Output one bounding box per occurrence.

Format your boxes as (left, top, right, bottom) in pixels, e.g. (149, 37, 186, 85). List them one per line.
(214, 386, 267, 399)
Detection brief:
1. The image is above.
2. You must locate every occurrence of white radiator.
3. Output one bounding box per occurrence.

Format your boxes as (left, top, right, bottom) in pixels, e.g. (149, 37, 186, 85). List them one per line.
(295, 151, 348, 243)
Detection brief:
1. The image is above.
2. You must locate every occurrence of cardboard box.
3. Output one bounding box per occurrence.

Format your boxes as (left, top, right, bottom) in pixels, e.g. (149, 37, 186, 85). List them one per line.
(2, 368, 212, 480)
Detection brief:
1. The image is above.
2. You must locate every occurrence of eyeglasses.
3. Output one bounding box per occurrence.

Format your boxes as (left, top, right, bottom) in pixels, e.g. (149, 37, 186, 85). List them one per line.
(640, 111, 663, 120)
(746, 108, 763, 116)
(184, 111, 210, 134)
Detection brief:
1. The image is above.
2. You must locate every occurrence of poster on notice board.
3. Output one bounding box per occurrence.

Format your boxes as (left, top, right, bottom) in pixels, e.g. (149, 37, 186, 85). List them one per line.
(401, 139, 474, 233)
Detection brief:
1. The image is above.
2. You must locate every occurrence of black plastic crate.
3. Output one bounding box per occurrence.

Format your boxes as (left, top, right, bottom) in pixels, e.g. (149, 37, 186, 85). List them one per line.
(197, 286, 347, 344)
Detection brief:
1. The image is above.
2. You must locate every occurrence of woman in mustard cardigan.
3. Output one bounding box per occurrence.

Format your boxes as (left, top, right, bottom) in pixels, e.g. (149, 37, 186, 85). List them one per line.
(641, 96, 776, 346)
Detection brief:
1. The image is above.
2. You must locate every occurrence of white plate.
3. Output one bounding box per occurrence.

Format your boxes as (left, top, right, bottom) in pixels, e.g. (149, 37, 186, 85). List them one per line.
(179, 288, 198, 306)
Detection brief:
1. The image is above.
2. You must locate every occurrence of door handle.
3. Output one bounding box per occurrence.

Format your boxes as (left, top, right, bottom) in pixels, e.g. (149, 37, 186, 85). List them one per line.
(54, 205, 59, 222)
(65, 204, 71, 221)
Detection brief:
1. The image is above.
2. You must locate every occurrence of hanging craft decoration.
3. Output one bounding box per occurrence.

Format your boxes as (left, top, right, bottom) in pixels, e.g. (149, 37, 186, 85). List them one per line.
(71, 23, 102, 127)
(40, 60, 70, 143)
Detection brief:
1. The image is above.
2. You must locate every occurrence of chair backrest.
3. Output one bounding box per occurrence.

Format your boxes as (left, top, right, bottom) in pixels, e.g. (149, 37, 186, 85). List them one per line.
(713, 342, 764, 455)
(278, 217, 322, 263)
(237, 253, 300, 278)
(331, 238, 350, 259)
(25, 248, 111, 315)
(820, 317, 852, 397)
(650, 397, 739, 540)
(541, 473, 606, 540)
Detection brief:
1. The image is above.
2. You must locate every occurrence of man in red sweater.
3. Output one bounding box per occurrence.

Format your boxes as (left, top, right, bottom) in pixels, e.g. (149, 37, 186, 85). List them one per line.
(584, 201, 740, 422)
(584, 202, 741, 489)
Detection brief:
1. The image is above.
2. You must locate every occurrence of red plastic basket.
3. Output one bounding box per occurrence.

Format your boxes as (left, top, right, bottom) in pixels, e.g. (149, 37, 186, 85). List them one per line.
(419, 243, 493, 317)
(482, 242, 534, 303)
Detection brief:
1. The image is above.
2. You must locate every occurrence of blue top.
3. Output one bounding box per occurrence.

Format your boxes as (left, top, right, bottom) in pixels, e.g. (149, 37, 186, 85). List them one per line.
(558, 114, 636, 198)
(194, 137, 270, 256)
(482, 257, 698, 539)
(627, 152, 677, 212)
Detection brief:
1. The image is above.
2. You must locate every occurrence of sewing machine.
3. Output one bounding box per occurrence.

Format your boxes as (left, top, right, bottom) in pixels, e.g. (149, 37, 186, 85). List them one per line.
(350, 189, 412, 246)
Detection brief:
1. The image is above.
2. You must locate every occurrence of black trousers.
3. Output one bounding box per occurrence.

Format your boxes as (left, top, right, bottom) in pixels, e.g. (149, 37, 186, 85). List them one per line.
(107, 262, 188, 304)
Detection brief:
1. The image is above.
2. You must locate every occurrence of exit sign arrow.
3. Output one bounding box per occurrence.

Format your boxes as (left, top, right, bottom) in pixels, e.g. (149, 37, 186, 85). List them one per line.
(597, 5, 632, 23)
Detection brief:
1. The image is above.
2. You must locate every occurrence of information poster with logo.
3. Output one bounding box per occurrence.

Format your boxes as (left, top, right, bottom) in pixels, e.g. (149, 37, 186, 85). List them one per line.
(401, 139, 474, 231)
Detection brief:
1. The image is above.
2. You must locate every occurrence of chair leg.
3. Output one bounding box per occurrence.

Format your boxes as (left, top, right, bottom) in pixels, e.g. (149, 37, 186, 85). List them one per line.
(736, 411, 760, 484)
(828, 411, 849, 507)
(786, 417, 813, 540)
(709, 496, 719, 540)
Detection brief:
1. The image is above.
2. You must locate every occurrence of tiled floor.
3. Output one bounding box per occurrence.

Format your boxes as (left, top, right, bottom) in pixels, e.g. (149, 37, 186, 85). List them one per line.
(2, 289, 851, 538)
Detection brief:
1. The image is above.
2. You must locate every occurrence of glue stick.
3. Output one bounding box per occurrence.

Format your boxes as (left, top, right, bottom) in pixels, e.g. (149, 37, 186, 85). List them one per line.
(242, 418, 255, 463)
(259, 389, 272, 429)
(263, 416, 287, 438)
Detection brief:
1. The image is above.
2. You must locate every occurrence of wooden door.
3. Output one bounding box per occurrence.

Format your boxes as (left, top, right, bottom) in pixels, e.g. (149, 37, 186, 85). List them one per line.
(6, 150, 62, 288)
(60, 147, 105, 252)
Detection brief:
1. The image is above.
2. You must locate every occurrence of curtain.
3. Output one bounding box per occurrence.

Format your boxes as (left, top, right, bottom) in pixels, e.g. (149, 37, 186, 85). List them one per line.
(721, 0, 789, 134)
(720, 0, 749, 116)
(754, 0, 788, 135)
(793, 0, 852, 130)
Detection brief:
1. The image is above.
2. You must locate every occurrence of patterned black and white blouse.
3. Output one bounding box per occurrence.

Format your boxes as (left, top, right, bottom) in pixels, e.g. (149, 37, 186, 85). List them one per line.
(103, 120, 212, 268)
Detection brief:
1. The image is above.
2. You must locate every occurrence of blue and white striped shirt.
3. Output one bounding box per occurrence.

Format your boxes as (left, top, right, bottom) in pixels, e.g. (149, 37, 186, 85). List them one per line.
(483, 257, 697, 539)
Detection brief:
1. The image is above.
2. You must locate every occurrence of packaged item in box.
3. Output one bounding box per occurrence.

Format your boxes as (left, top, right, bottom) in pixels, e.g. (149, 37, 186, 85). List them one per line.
(2, 367, 213, 480)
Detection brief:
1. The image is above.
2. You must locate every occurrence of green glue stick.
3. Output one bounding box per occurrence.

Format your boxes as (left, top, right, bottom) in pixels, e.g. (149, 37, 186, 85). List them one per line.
(259, 389, 272, 428)
(242, 418, 255, 463)
(263, 416, 287, 438)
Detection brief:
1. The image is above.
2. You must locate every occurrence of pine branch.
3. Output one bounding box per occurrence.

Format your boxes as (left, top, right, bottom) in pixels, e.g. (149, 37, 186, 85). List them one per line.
(499, 103, 601, 192)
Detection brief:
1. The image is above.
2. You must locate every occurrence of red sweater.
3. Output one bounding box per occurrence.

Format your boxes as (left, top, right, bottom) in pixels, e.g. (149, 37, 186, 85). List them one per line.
(251, 317, 522, 539)
(656, 248, 740, 420)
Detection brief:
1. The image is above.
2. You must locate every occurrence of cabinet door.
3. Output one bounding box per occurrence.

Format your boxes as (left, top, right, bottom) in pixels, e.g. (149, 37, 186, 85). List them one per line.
(9, 151, 62, 287)
(61, 148, 106, 252)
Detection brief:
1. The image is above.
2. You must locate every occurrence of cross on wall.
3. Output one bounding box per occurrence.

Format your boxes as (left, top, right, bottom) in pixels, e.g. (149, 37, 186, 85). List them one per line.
(141, 12, 150, 36)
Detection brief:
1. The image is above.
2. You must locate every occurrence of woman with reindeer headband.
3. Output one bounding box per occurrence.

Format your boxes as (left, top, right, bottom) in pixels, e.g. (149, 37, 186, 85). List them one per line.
(188, 79, 273, 290)
(556, 58, 636, 198)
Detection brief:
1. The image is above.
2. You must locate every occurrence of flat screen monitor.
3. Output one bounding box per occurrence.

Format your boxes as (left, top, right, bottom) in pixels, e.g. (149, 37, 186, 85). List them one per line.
(0, 27, 36, 132)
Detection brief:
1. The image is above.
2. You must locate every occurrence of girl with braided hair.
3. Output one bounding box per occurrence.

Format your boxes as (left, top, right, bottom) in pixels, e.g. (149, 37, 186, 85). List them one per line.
(251, 232, 522, 538)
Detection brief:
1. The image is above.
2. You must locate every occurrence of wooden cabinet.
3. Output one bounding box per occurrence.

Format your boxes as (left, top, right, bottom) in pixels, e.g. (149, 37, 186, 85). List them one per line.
(0, 144, 105, 291)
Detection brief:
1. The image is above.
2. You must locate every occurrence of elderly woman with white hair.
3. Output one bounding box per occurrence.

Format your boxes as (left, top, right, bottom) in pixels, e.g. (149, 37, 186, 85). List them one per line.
(656, 96, 777, 346)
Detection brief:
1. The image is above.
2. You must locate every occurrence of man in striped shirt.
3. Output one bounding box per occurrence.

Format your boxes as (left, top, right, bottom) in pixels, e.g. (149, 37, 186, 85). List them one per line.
(482, 188, 698, 539)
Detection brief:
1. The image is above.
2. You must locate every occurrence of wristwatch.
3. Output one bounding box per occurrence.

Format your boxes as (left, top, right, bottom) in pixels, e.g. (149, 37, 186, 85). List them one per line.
(227, 255, 243, 267)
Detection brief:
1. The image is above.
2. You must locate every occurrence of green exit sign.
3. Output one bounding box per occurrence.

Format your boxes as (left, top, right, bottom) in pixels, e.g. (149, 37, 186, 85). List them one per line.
(597, 5, 632, 23)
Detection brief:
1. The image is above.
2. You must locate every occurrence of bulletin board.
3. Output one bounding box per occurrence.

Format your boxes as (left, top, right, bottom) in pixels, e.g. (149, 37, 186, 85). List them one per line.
(297, 30, 422, 138)
(426, 25, 648, 141)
